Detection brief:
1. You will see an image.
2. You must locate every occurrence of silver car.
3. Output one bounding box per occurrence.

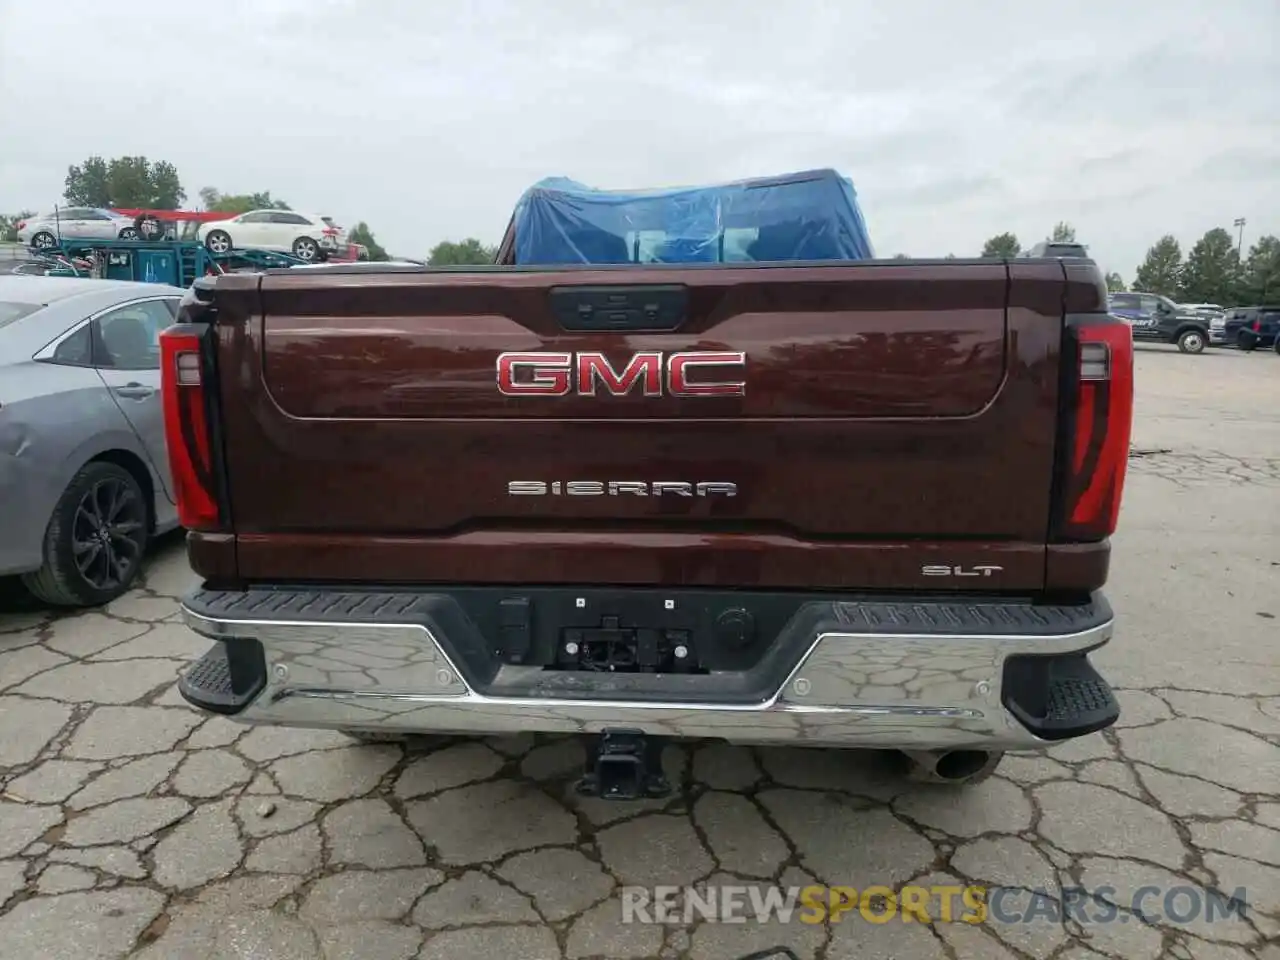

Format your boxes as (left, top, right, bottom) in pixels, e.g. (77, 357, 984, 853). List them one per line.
(17, 208, 141, 250)
(0, 277, 183, 606)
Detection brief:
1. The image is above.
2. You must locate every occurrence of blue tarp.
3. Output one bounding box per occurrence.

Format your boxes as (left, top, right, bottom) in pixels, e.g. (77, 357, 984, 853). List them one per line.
(510, 168, 874, 266)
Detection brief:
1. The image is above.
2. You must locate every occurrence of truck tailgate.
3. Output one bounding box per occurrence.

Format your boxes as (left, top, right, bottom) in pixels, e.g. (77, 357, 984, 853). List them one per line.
(211, 261, 1067, 589)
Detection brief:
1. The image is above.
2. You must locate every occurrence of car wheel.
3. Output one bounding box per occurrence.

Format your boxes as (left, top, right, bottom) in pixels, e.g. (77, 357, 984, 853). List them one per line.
(292, 236, 320, 261)
(1177, 330, 1206, 354)
(205, 230, 233, 254)
(118, 227, 139, 240)
(21, 461, 150, 607)
(30, 231, 58, 250)
(1237, 331, 1258, 352)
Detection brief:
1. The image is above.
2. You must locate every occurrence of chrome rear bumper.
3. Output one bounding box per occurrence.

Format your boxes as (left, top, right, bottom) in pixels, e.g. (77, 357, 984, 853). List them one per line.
(179, 595, 1116, 751)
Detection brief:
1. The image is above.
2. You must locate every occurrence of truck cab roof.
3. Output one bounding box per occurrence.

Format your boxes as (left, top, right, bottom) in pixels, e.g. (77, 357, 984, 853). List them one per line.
(1027, 241, 1090, 259)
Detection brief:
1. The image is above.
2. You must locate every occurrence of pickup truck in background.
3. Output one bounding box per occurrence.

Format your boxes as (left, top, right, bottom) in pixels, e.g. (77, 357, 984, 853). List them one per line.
(1175, 302, 1229, 346)
(1106, 291, 1212, 353)
(164, 256, 1132, 799)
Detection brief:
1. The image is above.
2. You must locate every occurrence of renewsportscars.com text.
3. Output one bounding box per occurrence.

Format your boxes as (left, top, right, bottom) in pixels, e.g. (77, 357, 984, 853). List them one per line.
(620, 883, 1249, 926)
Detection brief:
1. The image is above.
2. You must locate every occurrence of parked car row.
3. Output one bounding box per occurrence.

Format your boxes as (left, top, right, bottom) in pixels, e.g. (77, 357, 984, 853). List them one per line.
(1107, 292, 1280, 355)
(18, 208, 350, 263)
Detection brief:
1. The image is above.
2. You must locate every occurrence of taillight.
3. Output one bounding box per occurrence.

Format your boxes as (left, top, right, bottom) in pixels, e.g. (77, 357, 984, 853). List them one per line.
(1056, 317, 1134, 541)
(1253, 319, 1262, 332)
(159, 329, 220, 530)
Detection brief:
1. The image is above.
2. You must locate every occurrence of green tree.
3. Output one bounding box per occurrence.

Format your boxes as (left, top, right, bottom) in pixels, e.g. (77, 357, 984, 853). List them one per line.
(65, 155, 185, 208)
(891, 253, 910, 259)
(63, 156, 111, 206)
(142, 160, 184, 209)
(1050, 221, 1077, 243)
(427, 238, 496, 265)
(0, 211, 35, 243)
(980, 232, 1020, 258)
(1133, 235, 1183, 297)
(348, 222, 389, 261)
(1104, 271, 1126, 293)
(943, 252, 958, 259)
(1237, 235, 1280, 305)
(198, 187, 291, 214)
(1178, 228, 1240, 305)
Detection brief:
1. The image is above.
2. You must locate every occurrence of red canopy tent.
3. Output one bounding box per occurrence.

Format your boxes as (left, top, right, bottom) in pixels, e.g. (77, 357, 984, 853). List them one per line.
(111, 208, 236, 223)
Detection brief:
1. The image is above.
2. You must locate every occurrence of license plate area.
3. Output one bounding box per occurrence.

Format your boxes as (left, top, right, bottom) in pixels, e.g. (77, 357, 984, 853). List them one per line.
(487, 589, 787, 676)
(558, 617, 699, 674)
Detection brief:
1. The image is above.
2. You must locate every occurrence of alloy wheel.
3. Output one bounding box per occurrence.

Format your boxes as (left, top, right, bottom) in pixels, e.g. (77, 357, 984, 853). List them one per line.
(71, 478, 146, 591)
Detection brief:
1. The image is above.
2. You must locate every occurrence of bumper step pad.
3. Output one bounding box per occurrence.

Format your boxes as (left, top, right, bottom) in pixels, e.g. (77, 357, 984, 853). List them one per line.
(1002, 653, 1119, 740)
(178, 638, 266, 715)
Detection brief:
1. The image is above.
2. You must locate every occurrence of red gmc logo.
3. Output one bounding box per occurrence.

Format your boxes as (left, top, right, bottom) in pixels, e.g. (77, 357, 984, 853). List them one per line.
(496, 351, 747, 398)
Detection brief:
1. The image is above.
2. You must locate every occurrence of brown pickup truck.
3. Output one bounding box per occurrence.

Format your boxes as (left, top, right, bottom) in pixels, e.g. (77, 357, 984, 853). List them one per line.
(164, 256, 1133, 799)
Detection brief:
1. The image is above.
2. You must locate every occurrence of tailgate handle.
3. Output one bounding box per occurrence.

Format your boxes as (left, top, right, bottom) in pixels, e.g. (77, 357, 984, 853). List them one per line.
(550, 285, 687, 333)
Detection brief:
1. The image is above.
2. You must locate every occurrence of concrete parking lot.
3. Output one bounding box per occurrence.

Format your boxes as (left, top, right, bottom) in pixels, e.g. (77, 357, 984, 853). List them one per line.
(1, 345, 1277, 960)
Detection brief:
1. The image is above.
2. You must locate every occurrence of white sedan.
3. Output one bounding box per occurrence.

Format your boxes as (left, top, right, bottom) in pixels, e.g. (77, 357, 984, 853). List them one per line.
(18, 208, 141, 249)
(197, 210, 347, 262)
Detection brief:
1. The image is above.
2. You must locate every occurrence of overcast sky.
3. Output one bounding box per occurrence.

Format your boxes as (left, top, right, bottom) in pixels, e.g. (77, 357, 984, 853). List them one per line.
(2, 0, 1276, 275)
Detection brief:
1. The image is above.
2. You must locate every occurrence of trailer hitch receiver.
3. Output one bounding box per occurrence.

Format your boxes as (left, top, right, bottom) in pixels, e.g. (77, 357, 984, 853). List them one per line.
(575, 729, 671, 801)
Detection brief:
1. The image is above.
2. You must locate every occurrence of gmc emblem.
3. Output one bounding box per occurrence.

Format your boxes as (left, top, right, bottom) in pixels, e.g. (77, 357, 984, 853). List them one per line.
(496, 350, 746, 398)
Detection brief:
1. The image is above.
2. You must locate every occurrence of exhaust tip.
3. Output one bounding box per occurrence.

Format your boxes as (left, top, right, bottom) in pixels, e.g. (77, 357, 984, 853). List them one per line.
(900, 748, 1004, 786)
(934, 750, 993, 781)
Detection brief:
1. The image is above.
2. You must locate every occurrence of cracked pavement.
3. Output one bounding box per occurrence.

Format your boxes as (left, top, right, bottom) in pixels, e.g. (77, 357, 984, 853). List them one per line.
(1, 344, 1278, 960)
